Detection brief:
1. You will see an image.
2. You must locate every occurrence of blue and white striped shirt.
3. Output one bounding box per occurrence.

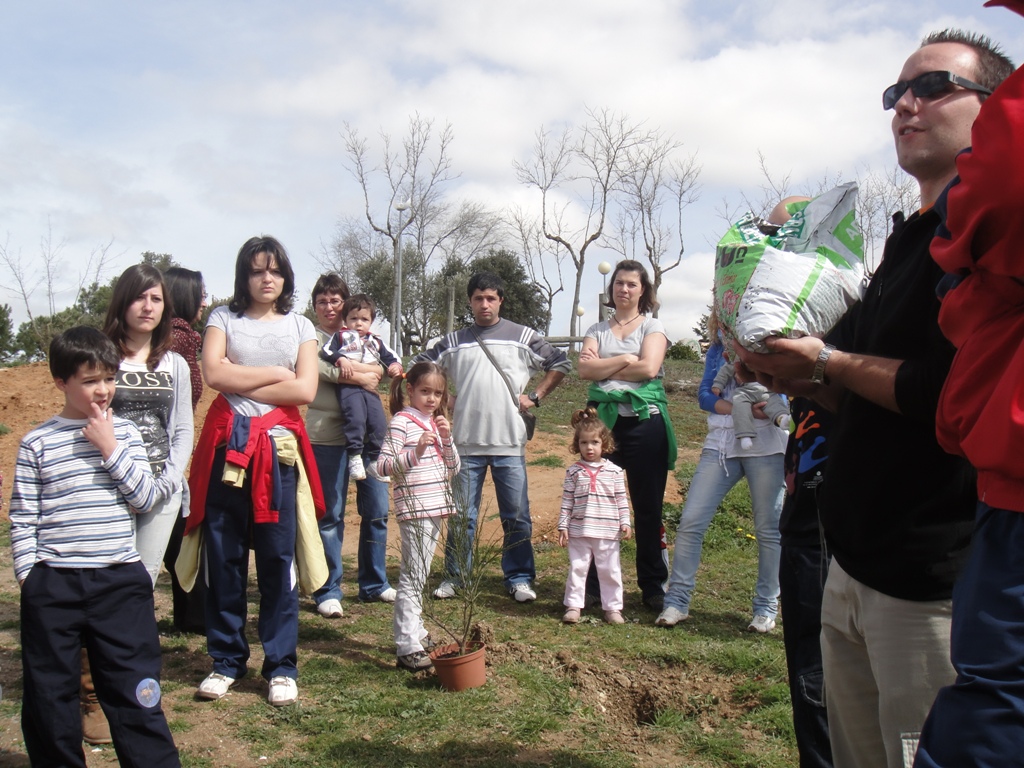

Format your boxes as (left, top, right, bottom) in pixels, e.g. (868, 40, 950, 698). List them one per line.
(10, 415, 160, 582)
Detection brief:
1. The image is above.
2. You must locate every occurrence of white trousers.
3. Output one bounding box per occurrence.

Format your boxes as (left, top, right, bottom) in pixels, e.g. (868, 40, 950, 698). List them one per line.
(135, 490, 183, 588)
(564, 536, 623, 611)
(394, 517, 442, 656)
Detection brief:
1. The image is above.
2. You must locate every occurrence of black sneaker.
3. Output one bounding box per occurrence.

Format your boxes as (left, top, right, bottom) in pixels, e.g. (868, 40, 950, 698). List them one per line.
(642, 593, 665, 611)
(397, 651, 433, 672)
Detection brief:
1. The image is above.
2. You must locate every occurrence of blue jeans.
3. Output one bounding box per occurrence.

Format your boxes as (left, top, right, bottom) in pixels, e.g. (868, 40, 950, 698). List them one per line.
(311, 444, 392, 604)
(664, 448, 783, 617)
(445, 454, 535, 591)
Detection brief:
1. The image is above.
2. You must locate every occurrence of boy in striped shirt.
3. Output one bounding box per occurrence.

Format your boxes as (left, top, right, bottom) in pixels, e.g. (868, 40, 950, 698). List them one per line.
(10, 326, 179, 767)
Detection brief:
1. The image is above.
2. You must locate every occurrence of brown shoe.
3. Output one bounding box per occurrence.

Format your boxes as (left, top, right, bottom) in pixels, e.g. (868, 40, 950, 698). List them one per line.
(604, 610, 625, 625)
(82, 702, 112, 745)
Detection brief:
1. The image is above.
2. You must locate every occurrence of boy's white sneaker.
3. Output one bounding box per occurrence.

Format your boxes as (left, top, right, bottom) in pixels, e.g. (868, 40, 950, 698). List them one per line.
(739, 436, 754, 450)
(510, 583, 537, 602)
(196, 672, 236, 700)
(432, 580, 458, 599)
(348, 455, 367, 481)
(377, 587, 397, 603)
(268, 676, 297, 706)
(655, 606, 689, 627)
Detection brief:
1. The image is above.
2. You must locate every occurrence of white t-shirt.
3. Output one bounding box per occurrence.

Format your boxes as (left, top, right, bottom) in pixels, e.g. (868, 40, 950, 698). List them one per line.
(206, 306, 317, 419)
(585, 317, 668, 417)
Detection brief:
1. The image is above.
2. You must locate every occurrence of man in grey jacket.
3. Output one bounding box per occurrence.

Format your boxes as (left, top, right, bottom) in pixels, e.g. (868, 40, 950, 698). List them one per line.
(415, 272, 570, 601)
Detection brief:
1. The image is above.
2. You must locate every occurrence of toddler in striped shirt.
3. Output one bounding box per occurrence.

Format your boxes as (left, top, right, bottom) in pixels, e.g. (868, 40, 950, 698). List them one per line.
(558, 408, 632, 625)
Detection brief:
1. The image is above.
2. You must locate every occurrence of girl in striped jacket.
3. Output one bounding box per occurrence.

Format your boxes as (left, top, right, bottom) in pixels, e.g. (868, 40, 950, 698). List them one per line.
(559, 408, 632, 625)
(377, 362, 460, 671)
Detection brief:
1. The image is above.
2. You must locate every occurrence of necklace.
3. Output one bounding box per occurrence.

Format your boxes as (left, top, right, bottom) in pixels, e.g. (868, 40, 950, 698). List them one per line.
(612, 313, 642, 327)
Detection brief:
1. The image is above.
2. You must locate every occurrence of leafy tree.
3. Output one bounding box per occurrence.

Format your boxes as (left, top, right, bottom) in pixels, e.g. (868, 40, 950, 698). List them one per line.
(692, 308, 711, 345)
(452, 249, 549, 332)
(0, 304, 15, 360)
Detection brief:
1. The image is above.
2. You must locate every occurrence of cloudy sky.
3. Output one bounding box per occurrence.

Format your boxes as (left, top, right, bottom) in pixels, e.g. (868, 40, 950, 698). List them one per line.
(1, 0, 1018, 344)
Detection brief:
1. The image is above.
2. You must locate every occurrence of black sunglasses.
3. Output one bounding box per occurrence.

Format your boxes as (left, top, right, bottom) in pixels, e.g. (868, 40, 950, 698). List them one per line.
(883, 70, 992, 110)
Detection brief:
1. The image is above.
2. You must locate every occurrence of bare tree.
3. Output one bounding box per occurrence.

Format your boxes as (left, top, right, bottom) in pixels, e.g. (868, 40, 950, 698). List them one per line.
(514, 107, 657, 337)
(508, 205, 565, 334)
(0, 222, 115, 355)
(610, 133, 702, 316)
(855, 165, 918, 273)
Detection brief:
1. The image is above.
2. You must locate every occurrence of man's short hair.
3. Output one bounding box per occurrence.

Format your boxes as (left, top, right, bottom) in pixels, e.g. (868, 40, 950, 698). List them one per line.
(49, 326, 122, 382)
(343, 293, 377, 320)
(312, 272, 350, 304)
(467, 272, 505, 300)
(923, 29, 1015, 95)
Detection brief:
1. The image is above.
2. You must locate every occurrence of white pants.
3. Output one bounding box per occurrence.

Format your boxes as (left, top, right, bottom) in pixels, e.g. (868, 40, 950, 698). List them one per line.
(394, 517, 442, 656)
(821, 558, 954, 768)
(564, 537, 623, 611)
(135, 490, 183, 588)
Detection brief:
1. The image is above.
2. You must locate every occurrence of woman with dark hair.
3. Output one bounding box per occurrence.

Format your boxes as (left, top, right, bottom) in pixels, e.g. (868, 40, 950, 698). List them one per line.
(578, 259, 676, 610)
(163, 266, 207, 410)
(103, 263, 194, 585)
(160, 266, 207, 634)
(181, 236, 322, 708)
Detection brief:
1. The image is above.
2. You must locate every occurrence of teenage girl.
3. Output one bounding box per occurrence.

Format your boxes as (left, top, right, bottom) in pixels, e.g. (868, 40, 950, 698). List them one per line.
(103, 263, 194, 586)
(162, 266, 207, 634)
(558, 408, 632, 625)
(184, 236, 323, 708)
(376, 362, 460, 672)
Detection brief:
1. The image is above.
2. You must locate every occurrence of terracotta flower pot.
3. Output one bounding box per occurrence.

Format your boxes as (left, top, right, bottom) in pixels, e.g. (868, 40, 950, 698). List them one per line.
(429, 642, 486, 692)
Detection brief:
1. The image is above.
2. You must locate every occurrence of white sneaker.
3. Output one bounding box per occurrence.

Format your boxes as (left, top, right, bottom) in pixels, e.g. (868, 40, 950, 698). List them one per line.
(776, 414, 792, 430)
(196, 672, 236, 700)
(377, 587, 397, 603)
(740, 436, 754, 450)
(510, 583, 537, 603)
(316, 599, 343, 618)
(348, 455, 367, 481)
(366, 463, 390, 483)
(268, 676, 297, 706)
(655, 606, 689, 627)
(432, 580, 457, 599)
(748, 614, 776, 634)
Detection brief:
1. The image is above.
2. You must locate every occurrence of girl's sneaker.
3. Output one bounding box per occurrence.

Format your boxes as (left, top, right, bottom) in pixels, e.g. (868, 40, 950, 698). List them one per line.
(397, 651, 433, 672)
(562, 608, 581, 624)
(604, 610, 625, 625)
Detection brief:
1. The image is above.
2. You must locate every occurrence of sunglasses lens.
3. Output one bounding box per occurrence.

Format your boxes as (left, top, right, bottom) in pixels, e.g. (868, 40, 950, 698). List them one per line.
(883, 84, 902, 109)
(883, 72, 951, 110)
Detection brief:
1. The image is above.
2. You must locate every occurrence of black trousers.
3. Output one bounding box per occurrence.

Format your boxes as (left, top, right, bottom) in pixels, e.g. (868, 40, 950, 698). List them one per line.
(20, 561, 180, 768)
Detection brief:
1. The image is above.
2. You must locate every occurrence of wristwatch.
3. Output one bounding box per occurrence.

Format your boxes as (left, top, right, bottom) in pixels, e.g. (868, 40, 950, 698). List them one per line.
(810, 344, 836, 385)
(528, 391, 542, 408)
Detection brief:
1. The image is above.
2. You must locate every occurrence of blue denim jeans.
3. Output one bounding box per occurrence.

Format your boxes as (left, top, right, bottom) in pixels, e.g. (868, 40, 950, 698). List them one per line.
(664, 448, 783, 617)
(445, 454, 535, 591)
(311, 444, 392, 604)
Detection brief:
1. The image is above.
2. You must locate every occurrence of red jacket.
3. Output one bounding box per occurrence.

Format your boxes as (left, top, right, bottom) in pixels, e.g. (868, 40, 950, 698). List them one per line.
(186, 395, 325, 534)
(932, 56, 1024, 513)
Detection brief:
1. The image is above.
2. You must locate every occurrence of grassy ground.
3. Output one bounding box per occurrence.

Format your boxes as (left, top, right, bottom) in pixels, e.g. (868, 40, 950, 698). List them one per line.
(0, 357, 798, 767)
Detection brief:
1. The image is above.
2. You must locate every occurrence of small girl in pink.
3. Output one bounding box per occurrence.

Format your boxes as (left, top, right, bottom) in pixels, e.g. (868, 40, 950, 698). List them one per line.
(377, 362, 460, 672)
(559, 408, 632, 625)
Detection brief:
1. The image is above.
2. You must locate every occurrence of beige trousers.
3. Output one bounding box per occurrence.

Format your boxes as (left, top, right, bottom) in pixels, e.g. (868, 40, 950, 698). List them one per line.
(821, 559, 954, 768)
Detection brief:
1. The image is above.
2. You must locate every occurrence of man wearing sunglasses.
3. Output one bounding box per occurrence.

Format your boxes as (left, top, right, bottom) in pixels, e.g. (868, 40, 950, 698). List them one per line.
(735, 29, 1013, 768)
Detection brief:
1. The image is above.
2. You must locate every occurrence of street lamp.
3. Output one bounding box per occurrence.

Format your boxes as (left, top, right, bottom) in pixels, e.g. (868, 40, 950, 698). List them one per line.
(392, 199, 412, 353)
(598, 261, 613, 321)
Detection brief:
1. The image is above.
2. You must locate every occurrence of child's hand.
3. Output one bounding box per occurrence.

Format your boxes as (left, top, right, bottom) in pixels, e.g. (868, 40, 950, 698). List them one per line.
(82, 403, 117, 460)
(387, 362, 403, 378)
(620, 524, 632, 540)
(335, 358, 354, 378)
(558, 530, 568, 547)
(434, 415, 452, 439)
(415, 432, 437, 458)
(711, 386, 721, 396)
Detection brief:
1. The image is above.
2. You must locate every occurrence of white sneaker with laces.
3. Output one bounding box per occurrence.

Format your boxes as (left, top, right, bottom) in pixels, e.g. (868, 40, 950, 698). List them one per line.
(268, 676, 298, 706)
(377, 587, 397, 603)
(317, 599, 343, 618)
(432, 580, 457, 599)
(196, 672, 236, 700)
(511, 583, 537, 603)
(348, 455, 367, 481)
(655, 606, 689, 627)
(748, 614, 776, 634)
